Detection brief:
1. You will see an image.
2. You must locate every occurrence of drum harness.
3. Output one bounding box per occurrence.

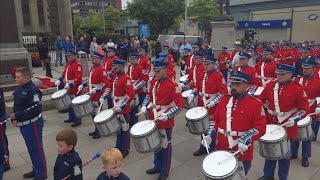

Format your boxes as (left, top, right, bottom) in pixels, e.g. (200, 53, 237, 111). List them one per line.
(298, 77, 318, 107)
(188, 54, 194, 71)
(129, 65, 145, 106)
(259, 62, 273, 86)
(200, 73, 220, 106)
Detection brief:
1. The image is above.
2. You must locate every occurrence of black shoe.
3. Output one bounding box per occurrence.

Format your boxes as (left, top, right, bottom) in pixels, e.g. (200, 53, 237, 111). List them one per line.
(121, 150, 129, 158)
(157, 174, 167, 180)
(92, 134, 101, 139)
(55, 65, 58, 67)
(312, 137, 317, 141)
(302, 158, 309, 167)
(4, 163, 10, 172)
(23, 171, 35, 178)
(291, 155, 298, 159)
(60, 64, 64, 66)
(89, 131, 96, 136)
(257, 176, 274, 180)
(64, 119, 73, 123)
(33, 177, 47, 180)
(193, 149, 206, 156)
(146, 168, 160, 174)
(71, 122, 81, 127)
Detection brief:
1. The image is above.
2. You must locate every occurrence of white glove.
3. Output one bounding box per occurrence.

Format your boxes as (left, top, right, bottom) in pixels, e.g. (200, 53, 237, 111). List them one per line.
(122, 123, 129, 131)
(133, 86, 137, 90)
(55, 80, 61, 86)
(285, 118, 295, 127)
(179, 83, 186, 88)
(181, 61, 185, 65)
(99, 98, 105, 105)
(159, 113, 168, 121)
(114, 106, 122, 112)
(316, 107, 320, 115)
(238, 142, 249, 154)
(78, 84, 83, 91)
(141, 106, 147, 113)
(201, 135, 212, 147)
(64, 84, 70, 90)
(90, 89, 96, 94)
(188, 94, 194, 104)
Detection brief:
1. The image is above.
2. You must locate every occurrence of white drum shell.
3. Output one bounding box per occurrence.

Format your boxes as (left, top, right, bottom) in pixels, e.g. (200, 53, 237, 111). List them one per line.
(130, 121, 162, 154)
(72, 95, 94, 118)
(94, 110, 121, 137)
(51, 90, 71, 111)
(258, 125, 290, 160)
(297, 116, 314, 141)
(185, 107, 210, 135)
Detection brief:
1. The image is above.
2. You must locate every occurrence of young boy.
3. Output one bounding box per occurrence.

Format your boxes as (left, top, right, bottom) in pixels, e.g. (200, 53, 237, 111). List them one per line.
(97, 148, 130, 180)
(54, 129, 83, 180)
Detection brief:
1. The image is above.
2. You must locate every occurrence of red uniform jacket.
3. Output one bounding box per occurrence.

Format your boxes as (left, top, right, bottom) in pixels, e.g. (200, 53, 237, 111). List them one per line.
(231, 50, 237, 59)
(256, 47, 264, 54)
(292, 48, 300, 64)
(259, 80, 309, 139)
(167, 53, 174, 64)
(108, 72, 135, 114)
(62, 60, 83, 95)
(127, 64, 149, 94)
(147, 77, 184, 129)
(314, 66, 320, 78)
(167, 62, 176, 80)
(213, 94, 266, 161)
(139, 56, 151, 75)
(187, 64, 206, 89)
(103, 55, 119, 72)
(254, 60, 277, 86)
(218, 52, 231, 70)
(87, 65, 109, 101)
(198, 69, 228, 115)
(294, 76, 320, 119)
(186, 54, 195, 72)
(233, 65, 260, 86)
(280, 49, 294, 65)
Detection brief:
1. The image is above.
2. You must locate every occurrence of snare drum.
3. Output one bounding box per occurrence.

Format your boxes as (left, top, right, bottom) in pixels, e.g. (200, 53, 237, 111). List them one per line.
(185, 107, 209, 135)
(259, 124, 290, 160)
(130, 120, 161, 153)
(94, 109, 121, 136)
(202, 151, 239, 180)
(297, 116, 314, 141)
(71, 94, 94, 118)
(254, 86, 265, 97)
(51, 89, 71, 111)
(182, 90, 196, 109)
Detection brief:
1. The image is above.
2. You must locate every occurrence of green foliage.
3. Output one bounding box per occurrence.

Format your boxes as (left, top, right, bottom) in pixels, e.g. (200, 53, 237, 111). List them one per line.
(188, 0, 219, 27)
(104, 6, 122, 33)
(126, 0, 185, 34)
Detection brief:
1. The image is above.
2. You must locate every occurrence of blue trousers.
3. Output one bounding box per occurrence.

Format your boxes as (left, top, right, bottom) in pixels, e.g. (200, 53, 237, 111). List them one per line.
(129, 105, 138, 127)
(291, 140, 311, 158)
(69, 107, 81, 123)
(242, 161, 251, 175)
(220, 69, 229, 82)
(0, 114, 9, 164)
(138, 92, 146, 106)
(154, 128, 172, 176)
(263, 140, 292, 180)
(199, 133, 215, 153)
(0, 163, 3, 180)
(20, 117, 47, 178)
(312, 120, 320, 140)
(116, 114, 130, 152)
(107, 96, 113, 109)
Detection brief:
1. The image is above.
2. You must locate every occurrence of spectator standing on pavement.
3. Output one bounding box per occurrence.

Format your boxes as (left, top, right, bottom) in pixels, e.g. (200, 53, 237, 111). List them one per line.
(54, 35, 64, 67)
(63, 36, 74, 63)
(90, 37, 99, 57)
(140, 38, 150, 57)
(107, 39, 115, 48)
(77, 36, 86, 52)
(37, 36, 53, 78)
(154, 38, 162, 58)
(179, 40, 192, 57)
(120, 38, 130, 60)
(172, 39, 180, 63)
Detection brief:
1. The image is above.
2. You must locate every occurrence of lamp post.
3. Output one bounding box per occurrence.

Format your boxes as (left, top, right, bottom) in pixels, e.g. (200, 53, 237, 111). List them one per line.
(102, 0, 105, 32)
(184, 0, 188, 40)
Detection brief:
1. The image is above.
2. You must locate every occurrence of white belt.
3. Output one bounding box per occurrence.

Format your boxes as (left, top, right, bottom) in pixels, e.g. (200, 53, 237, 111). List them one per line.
(89, 84, 102, 88)
(153, 104, 170, 110)
(218, 128, 246, 137)
(113, 95, 128, 101)
(199, 92, 218, 98)
(267, 108, 297, 117)
(308, 98, 316, 107)
(17, 114, 42, 127)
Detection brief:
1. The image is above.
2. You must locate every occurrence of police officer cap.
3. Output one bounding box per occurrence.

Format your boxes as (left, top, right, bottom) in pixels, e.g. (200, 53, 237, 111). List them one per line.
(91, 51, 104, 59)
(152, 57, 168, 71)
(192, 43, 199, 47)
(302, 57, 318, 68)
(222, 46, 228, 50)
(263, 48, 273, 54)
(158, 51, 169, 57)
(162, 45, 170, 48)
(229, 70, 252, 83)
(302, 47, 311, 53)
(236, 44, 243, 48)
(248, 46, 256, 51)
(106, 47, 117, 52)
(193, 51, 204, 58)
(238, 52, 251, 59)
(204, 55, 217, 64)
(129, 53, 140, 59)
(184, 48, 191, 52)
(276, 64, 295, 74)
(112, 59, 127, 68)
(66, 50, 77, 56)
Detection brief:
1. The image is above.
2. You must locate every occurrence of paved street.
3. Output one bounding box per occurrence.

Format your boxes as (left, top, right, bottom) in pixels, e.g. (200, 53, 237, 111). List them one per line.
(3, 63, 320, 180)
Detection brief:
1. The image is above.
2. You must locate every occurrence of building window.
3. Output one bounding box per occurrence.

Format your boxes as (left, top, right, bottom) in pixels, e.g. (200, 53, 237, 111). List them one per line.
(37, 0, 45, 26)
(21, 0, 31, 26)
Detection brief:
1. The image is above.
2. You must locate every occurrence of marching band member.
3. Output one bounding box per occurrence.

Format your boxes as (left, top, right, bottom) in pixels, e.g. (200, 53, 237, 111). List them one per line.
(202, 70, 266, 177)
(141, 59, 184, 180)
(10, 67, 47, 180)
(295, 47, 311, 77)
(0, 88, 9, 172)
(217, 46, 231, 82)
(200, 39, 213, 56)
(254, 48, 277, 87)
(231, 44, 243, 67)
(138, 46, 151, 77)
(292, 57, 320, 166)
(258, 64, 309, 180)
(161, 45, 174, 64)
(55, 50, 83, 127)
(193, 55, 228, 156)
(78, 51, 109, 139)
(280, 44, 295, 66)
(127, 53, 149, 126)
(158, 51, 176, 80)
(186, 43, 201, 73)
(99, 60, 135, 158)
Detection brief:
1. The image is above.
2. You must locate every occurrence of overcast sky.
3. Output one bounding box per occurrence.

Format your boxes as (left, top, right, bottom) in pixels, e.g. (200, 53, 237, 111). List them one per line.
(122, 0, 132, 9)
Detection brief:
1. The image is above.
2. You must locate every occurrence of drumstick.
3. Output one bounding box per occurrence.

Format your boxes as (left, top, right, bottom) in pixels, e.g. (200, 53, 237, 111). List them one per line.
(76, 89, 81, 95)
(135, 111, 145, 116)
(56, 85, 59, 91)
(98, 103, 103, 113)
(202, 134, 210, 155)
(152, 116, 160, 122)
(62, 152, 101, 180)
(218, 150, 241, 165)
(0, 118, 10, 125)
(203, 104, 210, 108)
(309, 112, 316, 116)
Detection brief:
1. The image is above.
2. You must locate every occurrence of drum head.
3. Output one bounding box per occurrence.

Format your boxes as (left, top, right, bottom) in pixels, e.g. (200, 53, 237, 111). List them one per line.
(186, 107, 207, 119)
(51, 89, 68, 99)
(72, 94, 90, 104)
(130, 120, 155, 136)
(182, 89, 192, 98)
(202, 151, 237, 178)
(179, 75, 188, 82)
(94, 109, 114, 123)
(297, 116, 311, 126)
(260, 124, 286, 141)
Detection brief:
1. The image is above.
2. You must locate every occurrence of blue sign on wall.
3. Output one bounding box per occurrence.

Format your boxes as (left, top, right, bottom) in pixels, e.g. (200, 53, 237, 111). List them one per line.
(139, 24, 150, 38)
(235, 20, 292, 29)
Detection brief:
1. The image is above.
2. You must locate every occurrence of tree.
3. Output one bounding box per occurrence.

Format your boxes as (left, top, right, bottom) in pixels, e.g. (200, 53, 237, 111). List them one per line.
(126, 0, 184, 35)
(104, 6, 122, 33)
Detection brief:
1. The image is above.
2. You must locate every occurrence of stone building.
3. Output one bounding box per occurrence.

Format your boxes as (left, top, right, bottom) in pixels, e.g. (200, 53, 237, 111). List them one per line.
(71, 0, 122, 17)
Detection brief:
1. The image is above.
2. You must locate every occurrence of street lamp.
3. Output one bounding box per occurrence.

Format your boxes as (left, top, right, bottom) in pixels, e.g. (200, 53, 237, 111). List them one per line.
(184, 0, 188, 40)
(102, 0, 105, 32)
